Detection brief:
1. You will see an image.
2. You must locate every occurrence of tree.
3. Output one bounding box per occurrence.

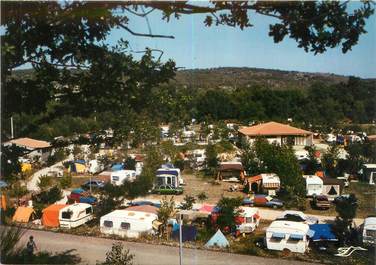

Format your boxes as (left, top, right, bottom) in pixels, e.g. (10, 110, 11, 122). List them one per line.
(322, 145, 340, 177)
(97, 242, 134, 265)
(197, 192, 208, 203)
(37, 175, 53, 191)
(240, 138, 306, 208)
(1, 145, 23, 184)
(157, 196, 176, 237)
(124, 157, 136, 170)
(180, 195, 196, 210)
(216, 197, 242, 233)
(333, 194, 358, 244)
(304, 146, 320, 175)
(205, 143, 218, 176)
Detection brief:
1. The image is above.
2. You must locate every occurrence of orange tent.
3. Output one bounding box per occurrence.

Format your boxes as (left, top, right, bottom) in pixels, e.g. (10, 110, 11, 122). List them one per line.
(12, 207, 35, 223)
(42, 204, 67, 228)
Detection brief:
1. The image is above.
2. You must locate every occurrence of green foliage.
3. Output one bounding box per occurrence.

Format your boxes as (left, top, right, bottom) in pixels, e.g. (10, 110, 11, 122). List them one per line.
(124, 157, 136, 170)
(205, 143, 218, 176)
(157, 196, 176, 237)
(47, 148, 67, 166)
(33, 186, 62, 205)
(322, 145, 340, 177)
(304, 146, 320, 175)
(37, 176, 53, 191)
(197, 192, 208, 202)
(241, 138, 306, 207)
(97, 242, 134, 265)
(8, 183, 28, 199)
(216, 197, 242, 233)
(59, 174, 72, 189)
(333, 194, 358, 244)
(180, 195, 196, 210)
(1, 145, 23, 183)
(0, 225, 25, 262)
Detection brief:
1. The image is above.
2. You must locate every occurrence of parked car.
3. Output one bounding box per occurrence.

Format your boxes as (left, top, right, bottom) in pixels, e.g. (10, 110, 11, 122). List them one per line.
(312, 195, 331, 209)
(242, 195, 283, 209)
(153, 185, 183, 195)
(128, 200, 161, 208)
(81, 179, 105, 190)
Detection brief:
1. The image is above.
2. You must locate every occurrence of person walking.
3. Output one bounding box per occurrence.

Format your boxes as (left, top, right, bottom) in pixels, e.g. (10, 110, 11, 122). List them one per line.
(26, 235, 38, 257)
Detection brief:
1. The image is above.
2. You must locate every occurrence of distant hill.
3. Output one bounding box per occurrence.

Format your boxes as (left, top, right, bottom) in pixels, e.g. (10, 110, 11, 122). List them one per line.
(13, 67, 371, 91)
(173, 67, 351, 90)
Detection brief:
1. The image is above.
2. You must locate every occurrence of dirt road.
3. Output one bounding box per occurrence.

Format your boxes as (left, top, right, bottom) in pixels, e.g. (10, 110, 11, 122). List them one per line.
(19, 229, 316, 265)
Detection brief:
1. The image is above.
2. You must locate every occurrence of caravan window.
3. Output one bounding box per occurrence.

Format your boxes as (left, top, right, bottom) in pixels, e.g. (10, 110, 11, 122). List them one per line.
(103, 220, 113, 227)
(366, 230, 376, 237)
(112, 176, 119, 181)
(62, 211, 72, 219)
(120, 222, 131, 230)
(308, 184, 322, 190)
(85, 207, 92, 215)
(245, 217, 253, 223)
(288, 234, 304, 243)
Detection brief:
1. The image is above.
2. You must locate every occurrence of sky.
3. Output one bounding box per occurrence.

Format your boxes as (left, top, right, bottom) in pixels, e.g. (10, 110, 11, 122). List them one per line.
(107, 2, 376, 78)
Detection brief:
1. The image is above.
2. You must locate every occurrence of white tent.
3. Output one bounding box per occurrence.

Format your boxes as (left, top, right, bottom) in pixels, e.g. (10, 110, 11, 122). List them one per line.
(205, 229, 229, 248)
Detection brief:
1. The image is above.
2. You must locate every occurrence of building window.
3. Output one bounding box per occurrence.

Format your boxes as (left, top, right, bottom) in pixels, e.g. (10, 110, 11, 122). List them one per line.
(104, 220, 113, 227)
(121, 222, 131, 230)
(85, 207, 92, 214)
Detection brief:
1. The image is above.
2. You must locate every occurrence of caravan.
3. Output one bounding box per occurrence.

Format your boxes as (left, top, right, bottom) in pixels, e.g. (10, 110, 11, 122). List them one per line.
(59, 203, 94, 228)
(266, 220, 314, 253)
(304, 175, 323, 196)
(155, 165, 183, 188)
(362, 217, 376, 246)
(235, 207, 260, 233)
(111, 170, 137, 186)
(100, 205, 159, 238)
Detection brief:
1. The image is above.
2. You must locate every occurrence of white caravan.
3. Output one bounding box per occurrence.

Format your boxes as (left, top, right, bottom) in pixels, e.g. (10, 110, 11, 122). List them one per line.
(266, 220, 313, 253)
(100, 207, 158, 238)
(111, 170, 137, 186)
(59, 203, 93, 229)
(304, 175, 324, 196)
(362, 217, 376, 246)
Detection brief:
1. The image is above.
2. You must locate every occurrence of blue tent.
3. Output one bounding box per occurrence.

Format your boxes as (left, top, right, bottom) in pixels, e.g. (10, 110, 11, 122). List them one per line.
(309, 224, 338, 241)
(172, 225, 197, 242)
(111, 163, 124, 171)
(205, 229, 229, 248)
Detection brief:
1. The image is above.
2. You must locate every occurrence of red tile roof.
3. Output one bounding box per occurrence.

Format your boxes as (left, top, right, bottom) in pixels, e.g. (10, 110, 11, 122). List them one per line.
(238, 122, 312, 136)
(6, 137, 51, 149)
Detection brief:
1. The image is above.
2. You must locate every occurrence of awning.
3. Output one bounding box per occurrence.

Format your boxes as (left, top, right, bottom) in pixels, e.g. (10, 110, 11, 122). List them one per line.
(289, 234, 304, 240)
(271, 232, 285, 239)
(307, 229, 315, 238)
(309, 224, 337, 241)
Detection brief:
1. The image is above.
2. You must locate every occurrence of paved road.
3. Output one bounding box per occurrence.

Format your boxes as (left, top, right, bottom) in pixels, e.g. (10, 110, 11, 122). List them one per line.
(19, 229, 316, 265)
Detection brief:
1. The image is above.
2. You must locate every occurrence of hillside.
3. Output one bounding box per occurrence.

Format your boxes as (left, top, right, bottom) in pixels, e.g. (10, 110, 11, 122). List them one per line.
(13, 67, 361, 91)
(173, 67, 350, 90)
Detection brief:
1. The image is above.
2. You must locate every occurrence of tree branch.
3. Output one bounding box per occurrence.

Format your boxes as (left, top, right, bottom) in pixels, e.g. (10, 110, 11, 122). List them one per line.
(119, 24, 175, 39)
(124, 7, 156, 17)
(130, 49, 164, 61)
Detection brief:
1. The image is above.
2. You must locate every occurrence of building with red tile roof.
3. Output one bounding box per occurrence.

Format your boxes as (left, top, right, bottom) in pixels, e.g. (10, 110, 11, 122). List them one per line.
(238, 121, 313, 146)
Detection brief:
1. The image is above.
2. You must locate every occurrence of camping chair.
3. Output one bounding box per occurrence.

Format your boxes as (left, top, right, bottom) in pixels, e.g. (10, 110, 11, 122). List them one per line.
(334, 246, 367, 257)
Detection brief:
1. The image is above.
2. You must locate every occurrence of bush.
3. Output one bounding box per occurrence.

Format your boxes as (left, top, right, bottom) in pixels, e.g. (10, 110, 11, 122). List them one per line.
(59, 174, 72, 189)
(97, 242, 134, 265)
(37, 175, 53, 191)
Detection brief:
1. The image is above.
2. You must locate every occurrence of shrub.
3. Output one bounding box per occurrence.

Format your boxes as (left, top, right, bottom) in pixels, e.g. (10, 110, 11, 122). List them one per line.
(59, 174, 72, 189)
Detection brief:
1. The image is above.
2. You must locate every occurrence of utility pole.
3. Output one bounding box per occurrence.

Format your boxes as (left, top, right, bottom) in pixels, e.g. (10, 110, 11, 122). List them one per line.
(179, 214, 183, 265)
(10, 116, 14, 139)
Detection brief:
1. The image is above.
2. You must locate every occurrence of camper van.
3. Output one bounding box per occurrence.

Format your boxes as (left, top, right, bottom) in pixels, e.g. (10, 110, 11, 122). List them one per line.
(155, 167, 182, 188)
(304, 175, 323, 196)
(100, 206, 159, 238)
(59, 203, 94, 229)
(235, 207, 260, 233)
(111, 170, 137, 186)
(265, 220, 313, 253)
(362, 217, 376, 246)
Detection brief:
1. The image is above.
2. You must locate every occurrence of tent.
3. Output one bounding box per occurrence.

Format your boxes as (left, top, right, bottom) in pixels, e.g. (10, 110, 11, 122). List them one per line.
(309, 224, 337, 241)
(111, 163, 125, 171)
(172, 225, 197, 242)
(68, 160, 86, 173)
(12, 207, 35, 223)
(199, 204, 215, 214)
(205, 229, 229, 248)
(42, 204, 67, 228)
